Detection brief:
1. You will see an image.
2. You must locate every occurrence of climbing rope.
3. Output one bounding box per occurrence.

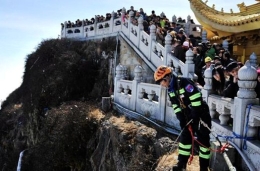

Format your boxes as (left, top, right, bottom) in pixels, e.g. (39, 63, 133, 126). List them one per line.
(153, 119, 193, 170)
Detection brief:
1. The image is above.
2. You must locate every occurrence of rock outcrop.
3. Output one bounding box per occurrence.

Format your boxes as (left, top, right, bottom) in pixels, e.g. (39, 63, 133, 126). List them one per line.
(0, 38, 200, 171)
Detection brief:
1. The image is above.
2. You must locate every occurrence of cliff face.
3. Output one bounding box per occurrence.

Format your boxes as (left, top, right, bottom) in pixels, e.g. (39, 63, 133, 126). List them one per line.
(0, 38, 200, 171)
(8, 101, 180, 171)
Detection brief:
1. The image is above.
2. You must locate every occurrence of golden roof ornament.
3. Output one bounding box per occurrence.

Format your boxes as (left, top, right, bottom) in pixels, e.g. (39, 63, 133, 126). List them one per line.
(237, 2, 247, 12)
(189, 0, 260, 38)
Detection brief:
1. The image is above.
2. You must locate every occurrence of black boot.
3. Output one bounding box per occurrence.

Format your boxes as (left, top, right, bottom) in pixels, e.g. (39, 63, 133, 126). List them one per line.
(200, 167, 208, 171)
(172, 162, 186, 171)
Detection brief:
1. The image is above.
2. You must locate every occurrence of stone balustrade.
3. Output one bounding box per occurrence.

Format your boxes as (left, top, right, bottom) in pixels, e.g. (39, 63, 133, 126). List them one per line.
(61, 7, 201, 79)
(114, 60, 260, 170)
(114, 65, 181, 130)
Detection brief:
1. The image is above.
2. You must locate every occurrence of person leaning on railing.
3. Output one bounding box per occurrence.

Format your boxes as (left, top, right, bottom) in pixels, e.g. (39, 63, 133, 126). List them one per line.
(223, 62, 240, 98)
(154, 65, 211, 171)
(212, 62, 226, 96)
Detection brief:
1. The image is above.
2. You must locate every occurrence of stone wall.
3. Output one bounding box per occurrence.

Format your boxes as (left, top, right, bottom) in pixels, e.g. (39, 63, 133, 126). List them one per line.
(119, 37, 154, 83)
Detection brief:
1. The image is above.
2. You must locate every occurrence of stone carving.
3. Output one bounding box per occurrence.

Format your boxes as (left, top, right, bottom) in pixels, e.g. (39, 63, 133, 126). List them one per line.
(216, 103, 230, 114)
(140, 101, 156, 118)
(119, 94, 130, 107)
(134, 65, 143, 81)
(185, 49, 194, 64)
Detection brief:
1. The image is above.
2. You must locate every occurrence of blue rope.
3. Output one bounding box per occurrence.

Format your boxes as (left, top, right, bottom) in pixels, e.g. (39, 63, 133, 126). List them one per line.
(215, 104, 254, 149)
(243, 104, 253, 150)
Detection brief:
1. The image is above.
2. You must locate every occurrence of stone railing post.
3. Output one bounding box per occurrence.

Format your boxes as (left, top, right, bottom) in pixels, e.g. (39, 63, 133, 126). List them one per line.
(63, 21, 67, 38)
(138, 16, 144, 31)
(222, 39, 229, 51)
(164, 33, 172, 66)
(172, 15, 177, 23)
(150, 24, 156, 41)
(184, 49, 195, 78)
(249, 52, 258, 69)
(114, 64, 125, 103)
(149, 24, 156, 61)
(94, 15, 98, 36)
(131, 65, 143, 111)
(201, 29, 207, 43)
(128, 11, 134, 38)
(185, 15, 191, 36)
(110, 11, 115, 32)
(81, 19, 85, 37)
(137, 16, 144, 48)
(233, 60, 259, 148)
(202, 64, 213, 102)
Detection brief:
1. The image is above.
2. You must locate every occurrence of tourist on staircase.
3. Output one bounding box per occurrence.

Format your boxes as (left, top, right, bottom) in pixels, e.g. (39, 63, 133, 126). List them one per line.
(154, 65, 212, 171)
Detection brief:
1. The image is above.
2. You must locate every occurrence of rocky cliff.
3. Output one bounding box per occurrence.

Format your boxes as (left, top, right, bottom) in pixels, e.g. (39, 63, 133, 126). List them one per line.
(0, 38, 200, 171)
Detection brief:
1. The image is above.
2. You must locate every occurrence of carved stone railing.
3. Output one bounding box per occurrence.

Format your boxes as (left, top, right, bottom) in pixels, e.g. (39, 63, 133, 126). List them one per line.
(114, 60, 260, 170)
(61, 7, 202, 79)
(114, 64, 181, 130)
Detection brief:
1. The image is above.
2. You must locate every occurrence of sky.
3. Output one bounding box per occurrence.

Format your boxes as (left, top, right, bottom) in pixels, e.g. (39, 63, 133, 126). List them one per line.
(0, 0, 257, 103)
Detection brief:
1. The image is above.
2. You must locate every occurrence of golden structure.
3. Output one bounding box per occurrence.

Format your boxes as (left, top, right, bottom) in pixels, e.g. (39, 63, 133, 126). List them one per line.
(189, 0, 260, 63)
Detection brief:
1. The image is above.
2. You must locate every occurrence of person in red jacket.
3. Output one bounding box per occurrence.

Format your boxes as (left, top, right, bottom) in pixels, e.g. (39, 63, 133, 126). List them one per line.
(154, 65, 212, 171)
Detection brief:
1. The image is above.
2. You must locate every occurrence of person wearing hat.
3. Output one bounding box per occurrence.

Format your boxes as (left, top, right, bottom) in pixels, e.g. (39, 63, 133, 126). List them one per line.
(223, 62, 240, 98)
(154, 65, 211, 171)
(201, 57, 212, 83)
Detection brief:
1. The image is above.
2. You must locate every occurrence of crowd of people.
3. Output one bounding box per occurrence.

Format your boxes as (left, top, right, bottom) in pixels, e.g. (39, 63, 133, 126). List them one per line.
(189, 41, 260, 99)
(61, 13, 117, 30)
(61, 6, 192, 36)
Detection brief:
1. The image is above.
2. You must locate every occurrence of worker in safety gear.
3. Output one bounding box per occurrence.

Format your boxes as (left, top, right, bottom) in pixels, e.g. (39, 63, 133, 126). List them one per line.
(154, 65, 212, 171)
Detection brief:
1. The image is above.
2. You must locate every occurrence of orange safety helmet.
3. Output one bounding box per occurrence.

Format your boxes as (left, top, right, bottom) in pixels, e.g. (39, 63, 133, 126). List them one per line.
(154, 65, 172, 81)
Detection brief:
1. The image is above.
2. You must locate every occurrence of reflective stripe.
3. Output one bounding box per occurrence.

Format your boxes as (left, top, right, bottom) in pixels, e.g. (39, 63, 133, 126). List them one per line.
(169, 92, 175, 97)
(172, 104, 178, 108)
(200, 146, 210, 153)
(179, 150, 190, 156)
(174, 108, 181, 113)
(179, 88, 185, 94)
(179, 143, 192, 149)
(199, 153, 211, 159)
(191, 101, 201, 106)
(189, 93, 201, 100)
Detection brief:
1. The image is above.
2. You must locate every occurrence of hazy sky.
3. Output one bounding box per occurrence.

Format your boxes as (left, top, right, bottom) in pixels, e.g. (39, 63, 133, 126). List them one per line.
(0, 0, 257, 102)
